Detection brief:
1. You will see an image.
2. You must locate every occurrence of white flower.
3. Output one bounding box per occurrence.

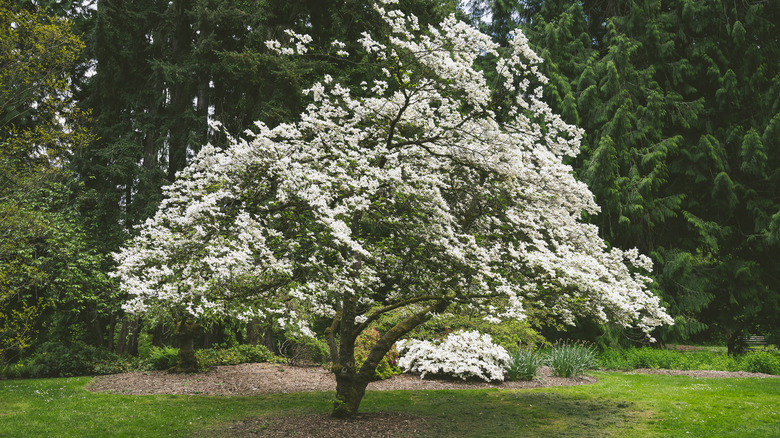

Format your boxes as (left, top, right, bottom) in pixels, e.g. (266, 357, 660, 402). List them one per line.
(114, 1, 672, 341)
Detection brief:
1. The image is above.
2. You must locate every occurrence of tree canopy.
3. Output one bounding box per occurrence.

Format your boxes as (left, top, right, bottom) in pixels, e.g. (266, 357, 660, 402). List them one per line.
(113, 0, 672, 417)
(0, 3, 111, 362)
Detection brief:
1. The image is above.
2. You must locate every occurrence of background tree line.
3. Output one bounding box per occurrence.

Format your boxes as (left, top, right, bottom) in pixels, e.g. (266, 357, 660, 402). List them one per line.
(1, 0, 777, 363)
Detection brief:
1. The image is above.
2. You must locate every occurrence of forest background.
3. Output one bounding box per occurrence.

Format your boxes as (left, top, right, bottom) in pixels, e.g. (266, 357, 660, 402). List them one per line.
(1, 0, 778, 369)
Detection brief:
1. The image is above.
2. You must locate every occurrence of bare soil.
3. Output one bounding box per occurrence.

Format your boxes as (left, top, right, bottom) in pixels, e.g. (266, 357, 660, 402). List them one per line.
(85, 363, 777, 437)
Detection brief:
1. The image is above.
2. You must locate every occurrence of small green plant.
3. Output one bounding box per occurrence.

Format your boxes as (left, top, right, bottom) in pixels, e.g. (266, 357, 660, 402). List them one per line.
(276, 335, 329, 366)
(0, 361, 37, 379)
(146, 346, 179, 370)
(545, 340, 597, 377)
(506, 348, 545, 381)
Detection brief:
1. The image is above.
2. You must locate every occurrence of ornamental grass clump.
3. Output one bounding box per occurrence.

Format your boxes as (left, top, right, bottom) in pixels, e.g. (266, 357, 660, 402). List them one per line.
(546, 341, 597, 378)
(507, 348, 545, 381)
(398, 330, 510, 382)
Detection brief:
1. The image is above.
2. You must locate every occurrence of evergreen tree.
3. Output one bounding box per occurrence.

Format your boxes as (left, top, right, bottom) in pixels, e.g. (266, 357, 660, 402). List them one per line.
(469, 0, 779, 349)
(70, 0, 457, 351)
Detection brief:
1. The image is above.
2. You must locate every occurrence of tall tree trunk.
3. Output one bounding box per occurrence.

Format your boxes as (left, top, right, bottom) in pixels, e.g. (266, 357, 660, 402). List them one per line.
(107, 313, 116, 352)
(167, 0, 193, 181)
(126, 317, 140, 356)
(116, 316, 140, 356)
(203, 323, 223, 348)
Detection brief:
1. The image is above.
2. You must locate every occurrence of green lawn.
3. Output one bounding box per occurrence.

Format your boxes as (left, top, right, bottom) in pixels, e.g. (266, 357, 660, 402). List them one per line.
(0, 372, 777, 437)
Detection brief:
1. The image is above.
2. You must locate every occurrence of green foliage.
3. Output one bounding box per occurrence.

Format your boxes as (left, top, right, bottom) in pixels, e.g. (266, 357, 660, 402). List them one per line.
(739, 351, 780, 375)
(510, 0, 780, 349)
(355, 328, 400, 381)
(145, 346, 180, 371)
(196, 344, 278, 369)
(0, 2, 118, 359)
(398, 311, 544, 351)
(17, 341, 120, 377)
(597, 347, 780, 375)
(276, 334, 330, 366)
(506, 348, 545, 381)
(544, 341, 598, 378)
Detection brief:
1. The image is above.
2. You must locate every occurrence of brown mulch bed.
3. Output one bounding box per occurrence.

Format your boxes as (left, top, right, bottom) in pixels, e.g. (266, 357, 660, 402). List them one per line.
(85, 363, 776, 437)
(85, 363, 596, 396)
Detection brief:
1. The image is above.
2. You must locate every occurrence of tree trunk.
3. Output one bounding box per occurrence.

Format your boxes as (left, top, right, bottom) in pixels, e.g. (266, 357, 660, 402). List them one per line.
(203, 323, 223, 348)
(172, 319, 199, 373)
(726, 331, 747, 356)
(332, 366, 370, 418)
(247, 319, 260, 346)
(126, 317, 140, 356)
(329, 298, 450, 418)
(152, 323, 168, 347)
(116, 316, 140, 356)
(107, 313, 116, 352)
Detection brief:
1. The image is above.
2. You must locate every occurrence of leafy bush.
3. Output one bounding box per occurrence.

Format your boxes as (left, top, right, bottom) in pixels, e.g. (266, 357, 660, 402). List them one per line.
(145, 346, 180, 370)
(354, 327, 400, 381)
(506, 349, 545, 381)
(91, 355, 143, 375)
(740, 351, 780, 375)
(398, 330, 510, 381)
(545, 341, 597, 378)
(597, 347, 779, 375)
(20, 341, 121, 377)
(0, 361, 38, 379)
(196, 344, 277, 368)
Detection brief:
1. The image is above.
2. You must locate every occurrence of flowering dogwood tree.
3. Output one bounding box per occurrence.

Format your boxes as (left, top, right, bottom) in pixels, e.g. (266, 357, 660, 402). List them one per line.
(113, 0, 672, 417)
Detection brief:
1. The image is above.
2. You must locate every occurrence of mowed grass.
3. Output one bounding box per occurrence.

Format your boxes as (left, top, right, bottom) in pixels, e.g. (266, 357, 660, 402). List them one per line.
(0, 372, 778, 437)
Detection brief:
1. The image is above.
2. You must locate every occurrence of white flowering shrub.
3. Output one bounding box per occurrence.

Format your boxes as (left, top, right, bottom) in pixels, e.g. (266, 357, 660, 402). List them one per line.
(111, 0, 673, 416)
(397, 331, 510, 381)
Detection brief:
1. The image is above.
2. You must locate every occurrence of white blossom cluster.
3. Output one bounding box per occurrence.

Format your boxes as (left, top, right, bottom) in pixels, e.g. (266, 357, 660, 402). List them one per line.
(397, 331, 510, 381)
(112, 1, 672, 338)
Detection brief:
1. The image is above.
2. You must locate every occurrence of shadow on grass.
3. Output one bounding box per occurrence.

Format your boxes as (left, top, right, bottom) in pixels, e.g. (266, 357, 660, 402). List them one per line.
(353, 389, 647, 437)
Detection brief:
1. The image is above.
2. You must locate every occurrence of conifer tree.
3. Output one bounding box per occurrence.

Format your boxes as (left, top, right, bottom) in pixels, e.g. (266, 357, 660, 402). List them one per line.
(469, 0, 779, 348)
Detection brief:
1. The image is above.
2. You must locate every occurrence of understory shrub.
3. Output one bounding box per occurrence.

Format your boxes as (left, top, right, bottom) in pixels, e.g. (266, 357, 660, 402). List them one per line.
(385, 312, 545, 352)
(545, 341, 597, 377)
(738, 351, 780, 375)
(196, 344, 278, 368)
(19, 341, 120, 377)
(0, 361, 38, 379)
(145, 346, 180, 370)
(506, 349, 545, 381)
(597, 347, 779, 375)
(355, 328, 400, 380)
(398, 330, 510, 381)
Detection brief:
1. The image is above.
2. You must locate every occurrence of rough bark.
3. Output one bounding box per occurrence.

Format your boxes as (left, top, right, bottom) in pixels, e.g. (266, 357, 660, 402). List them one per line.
(172, 319, 199, 373)
(330, 298, 450, 418)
